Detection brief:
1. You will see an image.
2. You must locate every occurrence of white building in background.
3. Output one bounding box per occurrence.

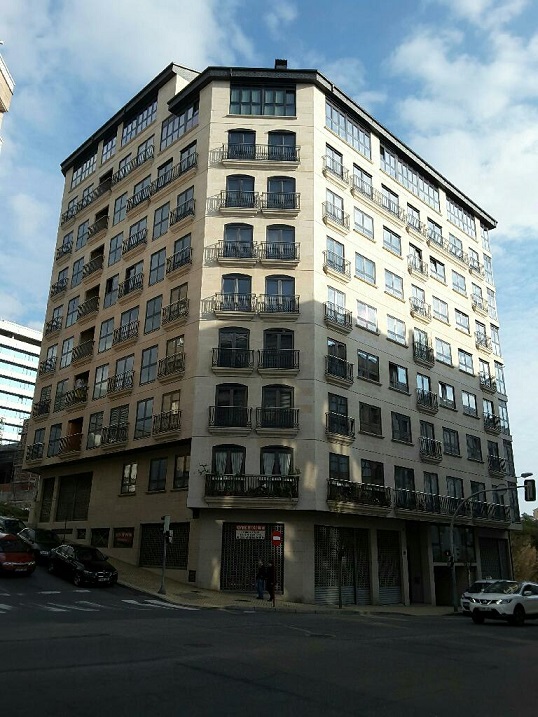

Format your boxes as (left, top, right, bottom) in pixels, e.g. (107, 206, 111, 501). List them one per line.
(0, 52, 15, 155)
(0, 320, 42, 445)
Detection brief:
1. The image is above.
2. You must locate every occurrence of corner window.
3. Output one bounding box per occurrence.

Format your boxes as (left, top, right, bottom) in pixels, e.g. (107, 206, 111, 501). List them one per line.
(230, 86, 296, 116)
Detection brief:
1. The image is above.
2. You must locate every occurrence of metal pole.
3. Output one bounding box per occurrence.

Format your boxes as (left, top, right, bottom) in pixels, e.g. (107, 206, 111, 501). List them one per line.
(158, 535, 167, 595)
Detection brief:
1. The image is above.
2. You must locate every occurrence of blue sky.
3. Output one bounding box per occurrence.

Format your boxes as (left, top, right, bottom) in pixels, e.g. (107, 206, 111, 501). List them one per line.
(1, 0, 537, 509)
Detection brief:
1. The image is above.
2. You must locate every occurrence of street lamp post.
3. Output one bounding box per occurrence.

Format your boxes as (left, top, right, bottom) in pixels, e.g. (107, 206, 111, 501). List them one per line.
(449, 473, 533, 613)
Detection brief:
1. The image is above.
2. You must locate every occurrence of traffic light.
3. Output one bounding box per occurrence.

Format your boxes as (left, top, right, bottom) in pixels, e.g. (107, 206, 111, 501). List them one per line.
(524, 479, 536, 502)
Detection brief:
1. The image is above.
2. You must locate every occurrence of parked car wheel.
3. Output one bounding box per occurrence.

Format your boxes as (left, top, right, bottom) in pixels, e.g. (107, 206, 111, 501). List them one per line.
(73, 572, 84, 587)
(471, 610, 485, 624)
(509, 605, 525, 626)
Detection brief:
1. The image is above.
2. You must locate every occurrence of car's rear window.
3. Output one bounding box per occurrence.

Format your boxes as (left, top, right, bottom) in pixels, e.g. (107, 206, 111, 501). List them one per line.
(0, 538, 32, 553)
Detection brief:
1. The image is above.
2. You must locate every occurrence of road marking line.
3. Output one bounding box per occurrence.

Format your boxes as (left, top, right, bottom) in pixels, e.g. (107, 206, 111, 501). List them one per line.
(73, 589, 91, 593)
(48, 602, 99, 612)
(35, 604, 67, 612)
(143, 599, 199, 611)
(120, 599, 155, 610)
(0, 604, 13, 612)
(77, 600, 118, 609)
(38, 590, 62, 595)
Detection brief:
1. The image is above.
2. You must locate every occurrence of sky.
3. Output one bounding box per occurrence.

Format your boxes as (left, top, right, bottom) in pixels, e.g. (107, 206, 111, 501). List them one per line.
(0, 0, 537, 510)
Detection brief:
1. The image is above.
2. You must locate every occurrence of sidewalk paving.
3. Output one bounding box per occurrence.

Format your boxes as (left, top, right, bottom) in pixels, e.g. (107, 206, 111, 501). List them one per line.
(108, 557, 457, 617)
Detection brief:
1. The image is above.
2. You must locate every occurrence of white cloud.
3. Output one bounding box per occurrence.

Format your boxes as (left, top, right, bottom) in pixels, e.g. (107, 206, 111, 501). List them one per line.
(432, 0, 530, 28)
(264, 2, 298, 37)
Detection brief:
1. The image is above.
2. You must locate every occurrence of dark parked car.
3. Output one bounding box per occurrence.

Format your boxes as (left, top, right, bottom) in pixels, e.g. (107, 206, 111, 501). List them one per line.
(18, 528, 62, 563)
(0, 516, 27, 535)
(0, 532, 36, 576)
(48, 544, 118, 586)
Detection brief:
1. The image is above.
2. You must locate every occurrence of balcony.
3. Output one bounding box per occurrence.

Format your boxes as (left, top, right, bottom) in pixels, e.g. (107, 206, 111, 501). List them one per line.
(122, 228, 147, 257)
(322, 201, 350, 234)
(255, 407, 299, 435)
(394, 489, 459, 517)
(208, 406, 252, 435)
(322, 156, 350, 187)
(475, 332, 492, 353)
(214, 293, 256, 319)
(38, 357, 57, 376)
(325, 412, 355, 444)
(63, 386, 88, 409)
(162, 298, 189, 326)
(87, 216, 108, 241)
(406, 215, 429, 240)
(149, 155, 197, 200)
(25, 442, 44, 462)
(82, 255, 104, 281)
(222, 143, 300, 166)
(416, 389, 439, 414)
(152, 410, 181, 437)
(419, 436, 442, 463)
(260, 192, 300, 216)
(101, 424, 129, 448)
(111, 145, 154, 187)
(323, 251, 351, 282)
(72, 340, 94, 364)
(219, 190, 259, 216)
(55, 241, 73, 262)
(258, 242, 300, 267)
(204, 473, 299, 507)
(412, 341, 434, 367)
(32, 399, 51, 419)
(118, 273, 144, 299)
(407, 255, 429, 280)
(488, 455, 506, 477)
(327, 479, 392, 513)
(211, 348, 254, 375)
(166, 248, 192, 276)
(470, 500, 510, 524)
(257, 295, 299, 319)
(44, 317, 62, 337)
(469, 258, 485, 278)
(60, 180, 112, 226)
(472, 296, 488, 315)
(77, 296, 99, 322)
(50, 277, 68, 298)
(484, 414, 501, 435)
(324, 302, 352, 334)
(479, 372, 496, 394)
(157, 352, 185, 382)
(169, 199, 195, 227)
(107, 370, 134, 396)
(127, 184, 152, 213)
(58, 433, 83, 457)
(325, 355, 354, 387)
(216, 241, 257, 267)
(409, 297, 431, 323)
(258, 349, 299, 375)
(112, 320, 139, 347)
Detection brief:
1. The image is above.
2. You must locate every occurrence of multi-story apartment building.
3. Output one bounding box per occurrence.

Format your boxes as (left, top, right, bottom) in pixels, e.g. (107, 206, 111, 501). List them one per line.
(0, 51, 15, 154)
(25, 60, 518, 605)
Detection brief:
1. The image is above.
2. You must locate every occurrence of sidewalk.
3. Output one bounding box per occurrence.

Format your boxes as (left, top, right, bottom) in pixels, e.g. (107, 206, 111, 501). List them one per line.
(108, 557, 456, 617)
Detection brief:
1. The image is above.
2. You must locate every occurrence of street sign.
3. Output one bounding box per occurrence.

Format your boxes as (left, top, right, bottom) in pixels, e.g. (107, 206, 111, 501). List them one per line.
(236, 524, 265, 540)
(271, 531, 283, 547)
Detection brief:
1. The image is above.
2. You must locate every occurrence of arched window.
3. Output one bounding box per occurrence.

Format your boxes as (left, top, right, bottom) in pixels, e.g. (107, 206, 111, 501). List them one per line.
(222, 223, 254, 258)
(263, 275, 296, 312)
(266, 176, 296, 209)
(265, 224, 295, 260)
(225, 175, 255, 208)
(220, 274, 253, 311)
(212, 444, 245, 474)
(261, 446, 293, 475)
(260, 385, 295, 429)
(227, 130, 256, 160)
(261, 328, 295, 370)
(267, 131, 297, 161)
(213, 383, 248, 427)
(216, 327, 251, 368)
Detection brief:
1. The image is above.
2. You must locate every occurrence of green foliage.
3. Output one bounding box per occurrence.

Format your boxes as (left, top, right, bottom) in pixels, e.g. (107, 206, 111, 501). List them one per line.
(512, 514, 538, 582)
(0, 502, 29, 519)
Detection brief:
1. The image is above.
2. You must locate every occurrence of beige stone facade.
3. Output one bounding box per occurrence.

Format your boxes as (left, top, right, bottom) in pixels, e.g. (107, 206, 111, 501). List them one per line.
(0, 53, 15, 153)
(25, 61, 517, 606)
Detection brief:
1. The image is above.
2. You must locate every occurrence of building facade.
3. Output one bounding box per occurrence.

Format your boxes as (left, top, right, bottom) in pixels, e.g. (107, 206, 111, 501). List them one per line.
(25, 61, 518, 605)
(0, 52, 15, 154)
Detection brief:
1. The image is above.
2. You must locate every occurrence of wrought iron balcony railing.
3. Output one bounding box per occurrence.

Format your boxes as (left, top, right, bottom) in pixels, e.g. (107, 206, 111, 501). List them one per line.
(152, 409, 181, 435)
(38, 357, 57, 375)
(77, 296, 99, 320)
(162, 298, 189, 324)
(484, 414, 501, 433)
(407, 255, 429, 277)
(87, 216, 108, 238)
(214, 293, 255, 313)
(475, 332, 492, 351)
(471, 500, 510, 522)
(255, 407, 299, 430)
(157, 352, 185, 379)
(32, 399, 51, 418)
(223, 144, 300, 162)
(169, 198, 195, 225)
(220, 190, 259, 210)
(166, 248, 192, 274)
(217, 241, 257, 260)
(122, 228, 148, 255)
(258, 349, 299, 371)
(394, 489, 462, 515)
(55, 241, 73, 261)
(472, 296, 488, 313)
(259, 242, 299, 261)
(479, 372, 496, 392)
(50, 277, 69, 297)
(261, 192, 300, 211)
(212, 348, 254, 370)
(63, 386, 88, 408)
(209, 405, 252, 429)
(205, 473, 299, 499)
(44, 317, 63, 336)
(111, 145, 154, 186)
(410, 297, 431, 321)
(419, 436, 443, 461)
(112, 320, 139, 346)
(72, 340, 94, 363)
(325, 355, 354, 382)
(351, 175, 374, 199)
(413, 341, 434, 366)
(258, 295, 299, 314)
(101, 424, 129, 446)
(127, 184, 152, 212)
(323, 155, 349, 183)
(82, 255, 104, 279)
(26, 442, 44, 461)
(58, 433, 83, 455)
(327, 479, 391, 508)
(324, 302, 352, 330)
(107, 370, 134, 394)
(406, 215, 428, 237)
(118, 272, 144, 298)
(323, 250, 351, 278)
(326, 412, 355, 438)
(322, 201, 350, 229)
(488, 455, 506, 474)
(416, 389, 438, 412)
(60, 180, 113, 225)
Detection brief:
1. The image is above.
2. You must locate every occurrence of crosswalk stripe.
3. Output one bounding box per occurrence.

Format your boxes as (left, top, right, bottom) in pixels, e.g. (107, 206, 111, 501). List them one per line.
(121, 599, 158, 610)
(35, 604, 67, 612)
(143, 598, 199, 611)
(47, 602, 99, 612)
(77, 600, 118, 610)
(38, 591, 61, 595)
(0, 604, 13, 612)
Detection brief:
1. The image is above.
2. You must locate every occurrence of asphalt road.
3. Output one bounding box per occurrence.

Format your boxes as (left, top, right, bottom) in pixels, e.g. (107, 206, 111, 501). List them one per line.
(2, 566, 537, 717)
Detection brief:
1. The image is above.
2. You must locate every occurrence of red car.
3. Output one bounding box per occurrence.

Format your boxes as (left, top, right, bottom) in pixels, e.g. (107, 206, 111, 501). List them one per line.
(0, 532, 36, 576)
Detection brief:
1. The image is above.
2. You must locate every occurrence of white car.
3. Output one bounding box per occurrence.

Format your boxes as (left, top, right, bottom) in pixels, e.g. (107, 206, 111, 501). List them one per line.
(460, 579, 496, 613)
(468, 580, 538, 625)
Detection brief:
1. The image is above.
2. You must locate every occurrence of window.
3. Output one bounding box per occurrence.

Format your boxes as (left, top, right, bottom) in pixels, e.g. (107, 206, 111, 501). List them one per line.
(214, 384, 248, 427)
(102, 135, 116, 163)
(140, 345, 158, 384)
(121, 99, 157, 145)
(148, 458, 167, 492)
(383, 226, 401, 255)
(387, 316, 406, 344)
(76, 221, 89, 251)
(420, 420, 435, 440)
(455, 309, 470, 333)
(359, 403, 382, 435)
(87, 412, 103, 449)
(458, 349, 474, 374)
(54, 379, 68, 411)
(432, 297, 448, 323)
(381, 146, 440, 210)
(357, 350, 379, 382)
(261, 446, 293, 475)
(266, 224, 295, 260)
(424, 472, 439, 495)
(121, 463, 137, 494)
(484, 255, 494, 284)
(483, 398, 494, 418)
(108, 233, 123, 266)
(230, 86, 296, 116)
(213, 445, 245, 474)
(385, 270, 404, 299)
(435, 338, 452, 365)
(412, 284, 425, 305)
(325, 101, 371, 158)
(149, 248, 166, 286)
(467, 435, 483, 461)
(326, 188, 345, 225)
(353, 165, 373, 197)
(224, 224, 254, 258)
(93, 364, 109, 400)
(462, 391, 478, 417)
(448, 233, 464, 261)
(357, 301, 377, 332)
(71, 258, 84, 288)
(103, 274, 119, 309)
(66, 297, 80, 327)
(267, 131, 296, 161)
(71, 155, 97, 190)
(439, 381, 455, 409)
(391, 412, 412, 442)
(381, 186, 399, 217)
(446, 197, 476, 238)
(47, 424, 62, 457)
(261, 385, 294, 428)
(417, 373, 431, 394)
(173, 454, 190, 489)
(355, 254, 376, 284)
(452, 270, 467, 295)
(325, 144, 344, 178)
(395, 466, 415, 493)
(134, 398, 154, 439)
(487, 288, 497, 320)
(113, 193, 127, 225)
(429, 256, 446, 282)
(446, 475, 464, 499)
(329, 453, 349, 481)
(495, 362, 506, 394)
(361, 459, 384, 485)
(389, 363, 408, 392)
(60, 337, 74, 368)
(428, 218, 442, 245)
(144, 296, 162, 334)
(153, 202, 170, 240)
(160, 101, 199, 150)
(98, 319, 114, 352)
(443, 427, 460, 455)
(491, 326, 501, 356)
(354, 208, 374, 239)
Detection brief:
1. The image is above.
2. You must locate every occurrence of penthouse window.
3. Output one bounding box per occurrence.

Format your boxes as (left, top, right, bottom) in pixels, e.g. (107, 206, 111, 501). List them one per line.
(380, 145, 440, 211)
(122, 98, 157, 146)
(325, 101, 371, 158)
(230, 86, 296, 116)
(71, 152, 97, 189)
(446, 196, 476, 238)
(160, 101, 199, 150)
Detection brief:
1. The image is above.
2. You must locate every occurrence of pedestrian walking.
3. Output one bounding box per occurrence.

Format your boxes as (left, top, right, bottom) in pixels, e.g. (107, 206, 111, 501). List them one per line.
(255, 560, 266, 599)
(265, 560, 275, 603)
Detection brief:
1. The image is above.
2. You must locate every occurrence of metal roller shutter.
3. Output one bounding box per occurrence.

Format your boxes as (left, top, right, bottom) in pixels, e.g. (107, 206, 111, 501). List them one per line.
(377, 529, 402, 604)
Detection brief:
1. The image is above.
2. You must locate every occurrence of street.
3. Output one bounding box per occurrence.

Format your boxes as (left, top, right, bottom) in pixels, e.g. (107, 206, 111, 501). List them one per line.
(2, 566, 537, 717)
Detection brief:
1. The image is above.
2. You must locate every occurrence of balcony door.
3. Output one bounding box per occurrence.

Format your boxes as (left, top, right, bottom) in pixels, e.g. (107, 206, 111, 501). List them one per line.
(225, 175, 255, 208)
(263, 328, 294, 369)
(265, 275, 295, 311)
(215, 383, 248, 427)
(222, 274, 252, 311)
(267, 176, 296, 208)
(261, 385, 294, 428)
(228, 130, 255, 160)
(266, 224, 295, 259)
(218, 327, 250, 368)
(223, 223, 254, 258)
(268, 131, 296, 161)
